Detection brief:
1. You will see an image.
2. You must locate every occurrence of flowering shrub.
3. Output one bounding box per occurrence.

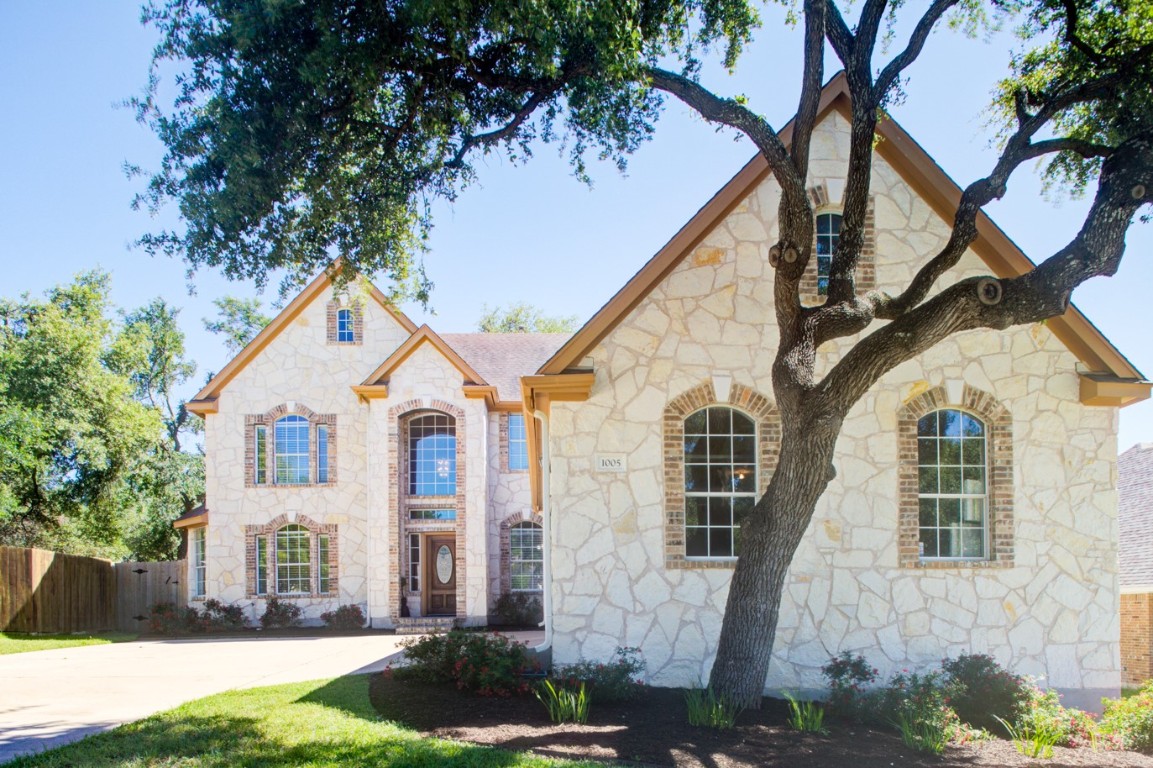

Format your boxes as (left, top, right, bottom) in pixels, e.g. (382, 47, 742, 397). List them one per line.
(1014, 683, 1113, 749)
(553, 647, 647, 703)
(941, 653, 1027, 733)
(320, 604, 366, 630)
(398, 629, 537, 696)
(877, 670, 963, 753)
(149, 600, 247, 633)
(148, 602, 199, 634)
(1100, 680, 1153, 750)
(260, 597, 303, 629)
(821, 652, 878, 720)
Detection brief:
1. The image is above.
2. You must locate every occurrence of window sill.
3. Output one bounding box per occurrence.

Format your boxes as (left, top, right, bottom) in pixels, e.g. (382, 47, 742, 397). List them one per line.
(907, 559, 1012, 569)
(665, 556, 738, 570)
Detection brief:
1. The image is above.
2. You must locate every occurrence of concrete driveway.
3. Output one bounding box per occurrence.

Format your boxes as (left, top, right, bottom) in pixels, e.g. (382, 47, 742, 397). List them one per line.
(0, 633, 415, 764)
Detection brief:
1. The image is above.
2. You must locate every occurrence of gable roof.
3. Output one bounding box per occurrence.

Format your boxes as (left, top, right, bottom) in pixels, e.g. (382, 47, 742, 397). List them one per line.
(1120, 443, 1153, 589)
(188, 265, 417, 414)
(441, 333, 570, 402)
(537, 73, 1146, 401)
(360, 325, 489, 388)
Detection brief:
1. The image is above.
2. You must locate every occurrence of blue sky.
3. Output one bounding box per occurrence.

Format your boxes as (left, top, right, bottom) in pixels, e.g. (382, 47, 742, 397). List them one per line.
(1, 1, 1150, 450)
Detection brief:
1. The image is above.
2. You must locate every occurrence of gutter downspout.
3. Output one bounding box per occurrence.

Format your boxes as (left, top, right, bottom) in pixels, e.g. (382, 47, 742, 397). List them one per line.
(532, 408, 553, 655)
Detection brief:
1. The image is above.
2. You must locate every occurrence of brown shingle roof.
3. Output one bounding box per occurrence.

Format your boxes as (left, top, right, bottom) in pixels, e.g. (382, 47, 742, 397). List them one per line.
(1119, 443, 1153, 588)
(440, 333, 570, 402)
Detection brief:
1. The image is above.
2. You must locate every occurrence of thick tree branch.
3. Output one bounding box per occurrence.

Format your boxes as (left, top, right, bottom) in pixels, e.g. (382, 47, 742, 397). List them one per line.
(824, 0, 855, 71)
(445, 91, 552, 169)
(789, 0, 827, 178)
(875, 0, 959, 98)
(1060, 0, 1107, 64)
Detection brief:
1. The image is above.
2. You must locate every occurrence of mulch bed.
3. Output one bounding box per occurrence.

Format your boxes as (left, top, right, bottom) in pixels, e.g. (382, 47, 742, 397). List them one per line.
(370, 674, 1153, 767)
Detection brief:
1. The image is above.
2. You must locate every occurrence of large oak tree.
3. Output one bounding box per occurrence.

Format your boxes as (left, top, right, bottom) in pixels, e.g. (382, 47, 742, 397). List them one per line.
(137, 0, 1153, 706)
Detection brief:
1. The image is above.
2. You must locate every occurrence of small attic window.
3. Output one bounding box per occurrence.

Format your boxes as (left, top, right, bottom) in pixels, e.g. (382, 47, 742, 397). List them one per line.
(337, 308, 355, 342)
(327, 301, 362, 345)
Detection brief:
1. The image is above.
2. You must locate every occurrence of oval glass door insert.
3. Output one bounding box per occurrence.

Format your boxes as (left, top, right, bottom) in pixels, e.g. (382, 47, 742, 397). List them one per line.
(435, 545, 454, 585)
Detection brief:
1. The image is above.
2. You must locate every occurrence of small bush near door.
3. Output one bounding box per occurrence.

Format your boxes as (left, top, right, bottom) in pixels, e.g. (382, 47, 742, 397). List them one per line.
(320, 604, 366, 630)
(260, 597, 303, 629)
(397, 630, 538, 696)
(493, 592, 542, 626)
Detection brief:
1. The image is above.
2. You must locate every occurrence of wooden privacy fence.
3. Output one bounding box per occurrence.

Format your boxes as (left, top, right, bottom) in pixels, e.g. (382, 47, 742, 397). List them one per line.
(0, 546, 186, 633)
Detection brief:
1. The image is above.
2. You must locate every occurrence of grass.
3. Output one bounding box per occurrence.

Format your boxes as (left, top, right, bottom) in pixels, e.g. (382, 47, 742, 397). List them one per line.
(3, 675, 599, 768)
(0, 632, 137, 655)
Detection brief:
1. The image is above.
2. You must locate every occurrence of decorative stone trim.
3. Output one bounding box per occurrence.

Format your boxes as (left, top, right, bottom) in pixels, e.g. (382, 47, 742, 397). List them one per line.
(325, 300, 364, 345)
(896, 384, 1014, 568)
(498, 511, 543, 594)
(663, 381, 781, 570)
(388, 399, 468, 621)
(800, 187, 876, 300)
(244, 513, 339, 597)
(245, 403, 337, 487)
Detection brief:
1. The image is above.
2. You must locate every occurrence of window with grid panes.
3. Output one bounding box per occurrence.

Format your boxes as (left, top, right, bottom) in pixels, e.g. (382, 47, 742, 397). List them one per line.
(815, 212, 841, 296)
(337, 308, 355, 342)
(509, 522, 543, 591)
(917, 409, 988, 559)
(683, 407, 757, 558)
(508, 414, 529, 471)
(275, 524, 312, 593)
(275, 415, 310, 485)
(409, 414, 456, 496)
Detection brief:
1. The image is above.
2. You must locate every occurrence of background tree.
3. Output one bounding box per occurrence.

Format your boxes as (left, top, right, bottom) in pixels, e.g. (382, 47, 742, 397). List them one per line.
(137, 0, 1153, 706)
(203, 296, 272, 355)
(478, 302, 578, 333)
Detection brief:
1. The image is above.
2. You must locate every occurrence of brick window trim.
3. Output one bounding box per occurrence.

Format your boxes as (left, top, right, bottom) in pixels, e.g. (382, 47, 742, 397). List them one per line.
(388, 399, 468, 621)
(664, 381, 781, 571)
(244, 513, 339, 598)
(499, 511, 543, 594)
(799, 184, 876, 302)
(245, 403, 338, 488)
(897, 384, 1014, 569)
(499, 412, 529, 474)
(326, 300, 364, 345)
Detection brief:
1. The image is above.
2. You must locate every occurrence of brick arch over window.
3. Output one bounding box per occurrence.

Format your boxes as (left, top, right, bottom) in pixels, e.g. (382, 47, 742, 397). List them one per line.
(245, 402, 337, 487)
(244, 513, 338, 597)
(897, 384, 1014, 568)
(386, 398, 467, 620)
(499, 511, 543, 594)
(800, 183, 876, 299)
(663, 381, 781, 570)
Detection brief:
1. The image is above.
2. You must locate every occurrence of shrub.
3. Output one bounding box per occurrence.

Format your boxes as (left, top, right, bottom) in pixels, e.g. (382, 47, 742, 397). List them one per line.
(553, 647, 647, 703)
(875, 670, 961, 753)
(148, 602, 198, 634)
(996, 715, 1061, 759)
(783, 691, 826, 733)
(260, 597, 303, 629)
(493, 592, 543, 626)
(195, 599, 248, 632)
(536, 679, 590, 723)
(941, 653, 1027, 734)
(821, 652, 878, 720)
(1014, 683, 1105, 749)
(399, 629, 536, 696)
(320, 604, 366, 630)
(1100, 680, 1153, 750)
(685, 684, 742, 729)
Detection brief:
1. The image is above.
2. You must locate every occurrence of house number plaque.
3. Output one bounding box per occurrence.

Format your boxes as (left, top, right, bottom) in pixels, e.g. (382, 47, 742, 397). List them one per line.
(435, 545, 453, 585)
(596, 454, 627, 472)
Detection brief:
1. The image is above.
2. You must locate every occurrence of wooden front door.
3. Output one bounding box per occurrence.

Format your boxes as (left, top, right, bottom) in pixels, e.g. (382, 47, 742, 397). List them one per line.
(424, 535, 457, 616)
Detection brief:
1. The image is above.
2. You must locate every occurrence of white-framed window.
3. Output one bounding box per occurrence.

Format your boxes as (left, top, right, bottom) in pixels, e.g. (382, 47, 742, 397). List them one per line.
(683, 407, 757, 558)
(918, 409, 988, 559)
(317, 425, 329, 484)
(254, 425, 268, 485)
(318, 534, 331, 593)
(409, 413, 456, 496)
(815, 212, 841, 296)
(337, 308, 355, 342)
(255, 535, 269, 594)
(408, 533, 421, 592)
(509, 522, 543, 591)
(508, 413, 529, 471)
(190, 527, 206, 598)
(275, 524, 311, 593)
(274, 415, 310, 485)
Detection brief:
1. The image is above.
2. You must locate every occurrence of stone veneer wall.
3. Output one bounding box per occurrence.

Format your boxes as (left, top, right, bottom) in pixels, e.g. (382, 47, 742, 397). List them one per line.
(545, 111, 1121, 705)
(1121, 592, 1153, 686)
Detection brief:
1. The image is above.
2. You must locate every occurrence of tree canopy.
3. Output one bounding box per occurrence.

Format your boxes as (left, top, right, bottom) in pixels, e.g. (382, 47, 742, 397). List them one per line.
(478, 302, 578, 333)
(203, 296, 273, 354)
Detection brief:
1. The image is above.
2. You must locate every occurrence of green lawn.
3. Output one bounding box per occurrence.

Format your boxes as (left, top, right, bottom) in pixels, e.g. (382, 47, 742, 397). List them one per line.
(3, 675, 598, 768)
(0, 632, 137, 656)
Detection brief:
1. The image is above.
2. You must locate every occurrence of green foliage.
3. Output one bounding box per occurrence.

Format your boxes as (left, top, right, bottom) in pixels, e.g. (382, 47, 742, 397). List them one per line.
(398, 630, 536, 696)
(894, 708, 953, 755)
(477, 304, 578, 334)
(820, 651, 879, 720)
(320, 604, 366, 630)
(941, 653, 1027, 734)
(149, 599, 249, 633)
(552, 646, 646, 703)
(876, 670, 962, 752)
(0, 632, 136, 655)
(203, 296, 272, 354)
(782, 691, 826, 733)
(149, 601, 200, 634)
(1013, 683, 1103, 749)
(535, 679, 590, 724)
(684, 684, 742, 729)
(493, 592, 544, 626)
(995, 714, 1060, 759)
(261, 597, 303, 629)
(1100, 679, 1153, 750)
(195, 599, 249, 632)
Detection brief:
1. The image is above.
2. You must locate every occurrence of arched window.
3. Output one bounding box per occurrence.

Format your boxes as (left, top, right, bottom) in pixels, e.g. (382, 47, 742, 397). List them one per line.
(275, 415, 310, 485)
(337, 308, 355, 342)
(509, 522, 543, 591)
(409, 413, 456, 496)
(917, 409, 987, 559)
(815, 212, 841, 296)
(275, 524, 311, 593)
(684, 407, 757, 558)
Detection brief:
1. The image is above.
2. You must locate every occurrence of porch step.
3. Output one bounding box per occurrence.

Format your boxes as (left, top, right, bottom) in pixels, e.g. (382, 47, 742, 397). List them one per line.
(394, 616, 458, 635)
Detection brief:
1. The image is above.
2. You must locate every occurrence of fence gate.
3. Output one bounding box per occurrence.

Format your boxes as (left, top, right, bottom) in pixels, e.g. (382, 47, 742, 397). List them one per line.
(114, 560, 187, 633)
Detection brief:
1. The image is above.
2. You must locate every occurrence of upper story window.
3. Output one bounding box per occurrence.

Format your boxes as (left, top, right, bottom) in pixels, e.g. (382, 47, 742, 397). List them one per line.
(917, 409, 987, 560)
(275, 415, 311, 485)
(509, 522, 543, 591)
(815, 212, 841, 296)
(684, 407, 757, 558)
(409, 413, 456, 496)
(508, 413, 529, 471)
(337, 308, 355, 342)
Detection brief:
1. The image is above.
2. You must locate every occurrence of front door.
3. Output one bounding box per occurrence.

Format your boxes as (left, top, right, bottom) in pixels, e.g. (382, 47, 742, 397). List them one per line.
(424, 535, 457, 616)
